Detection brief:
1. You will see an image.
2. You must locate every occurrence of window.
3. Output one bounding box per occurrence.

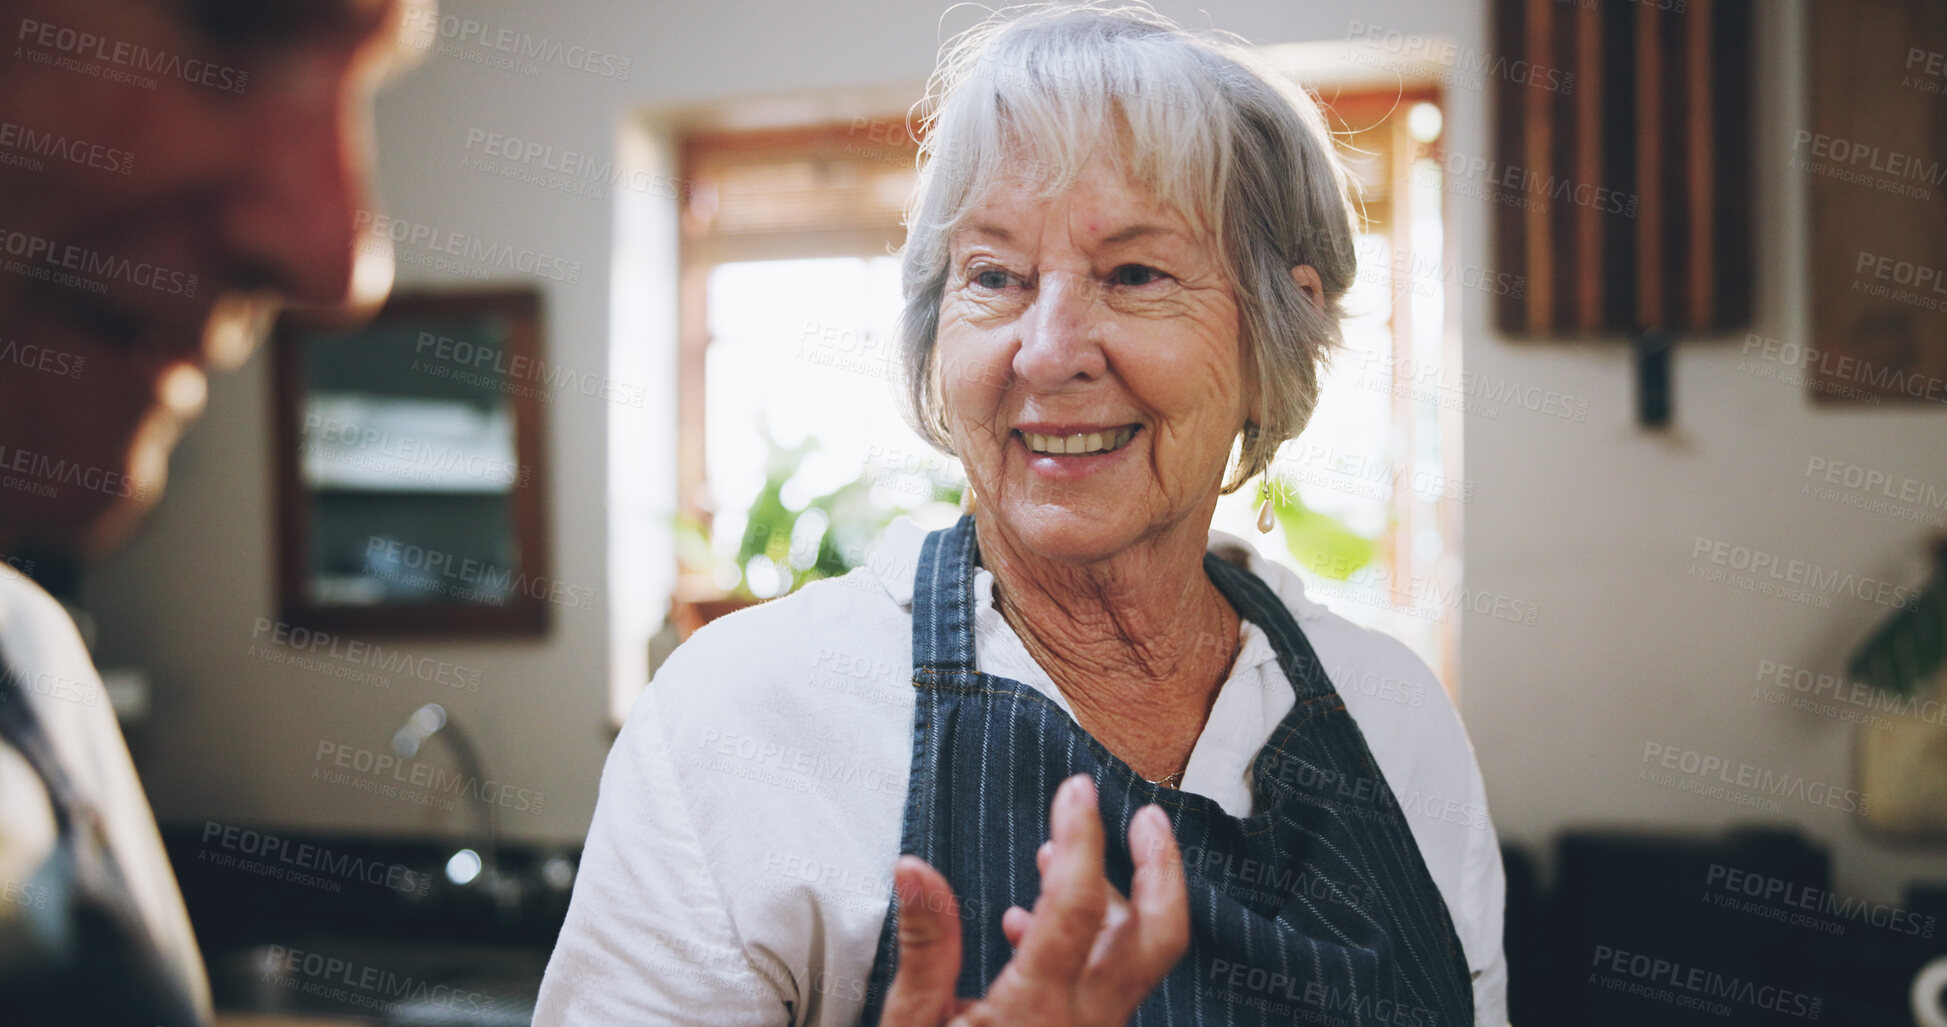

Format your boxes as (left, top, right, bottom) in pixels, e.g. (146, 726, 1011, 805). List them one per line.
(673, 123, 957, 621)
(1211, 88, 1463, 687)
(672, 88, 1461, 687)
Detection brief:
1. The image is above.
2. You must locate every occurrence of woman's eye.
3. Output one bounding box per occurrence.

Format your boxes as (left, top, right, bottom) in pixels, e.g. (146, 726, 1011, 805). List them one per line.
(1111, 265, 1165, 287)
(973, 268, 1013, 290)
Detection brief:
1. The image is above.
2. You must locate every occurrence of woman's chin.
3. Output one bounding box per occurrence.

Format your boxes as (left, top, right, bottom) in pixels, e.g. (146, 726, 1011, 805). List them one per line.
(991, 503, 1147, 566)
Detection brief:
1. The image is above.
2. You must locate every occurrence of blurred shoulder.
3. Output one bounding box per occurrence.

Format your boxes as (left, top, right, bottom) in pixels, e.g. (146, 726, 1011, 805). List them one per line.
(0, 567, 89, 665)
(0, 570, 118, 772)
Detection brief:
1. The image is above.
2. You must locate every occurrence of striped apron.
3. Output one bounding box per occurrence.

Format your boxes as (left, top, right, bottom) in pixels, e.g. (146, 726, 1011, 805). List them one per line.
(859, 515, 1474, 1026)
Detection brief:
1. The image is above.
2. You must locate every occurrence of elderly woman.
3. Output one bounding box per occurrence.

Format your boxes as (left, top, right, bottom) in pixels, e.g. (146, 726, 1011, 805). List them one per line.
(537, 4, 1506, 1025)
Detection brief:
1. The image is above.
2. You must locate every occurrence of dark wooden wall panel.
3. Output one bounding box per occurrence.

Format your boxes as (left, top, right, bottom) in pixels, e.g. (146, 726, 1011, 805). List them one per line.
(1492, 0, 1753, 339)
(1808, 0, 1947, 405)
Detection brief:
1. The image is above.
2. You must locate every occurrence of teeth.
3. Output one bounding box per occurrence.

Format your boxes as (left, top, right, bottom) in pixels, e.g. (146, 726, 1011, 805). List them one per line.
(1024, 426, 1135, 456)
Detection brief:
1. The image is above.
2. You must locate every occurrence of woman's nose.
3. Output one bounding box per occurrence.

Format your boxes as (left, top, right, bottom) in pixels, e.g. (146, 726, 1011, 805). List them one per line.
(1011, 271, 1107, 387)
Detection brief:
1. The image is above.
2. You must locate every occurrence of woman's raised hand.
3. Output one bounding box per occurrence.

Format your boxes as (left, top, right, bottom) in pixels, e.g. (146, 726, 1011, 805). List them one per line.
(879, 775, 1190, 1026)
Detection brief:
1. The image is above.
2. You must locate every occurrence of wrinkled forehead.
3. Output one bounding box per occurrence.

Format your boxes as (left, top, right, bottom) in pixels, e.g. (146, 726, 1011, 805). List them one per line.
(940, 121, 1216, 250)
(950, 153, 1202, 251)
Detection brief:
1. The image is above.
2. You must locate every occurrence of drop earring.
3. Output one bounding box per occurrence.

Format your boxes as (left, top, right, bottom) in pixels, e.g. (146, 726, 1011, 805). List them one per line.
(1256, 477, 1276, 534)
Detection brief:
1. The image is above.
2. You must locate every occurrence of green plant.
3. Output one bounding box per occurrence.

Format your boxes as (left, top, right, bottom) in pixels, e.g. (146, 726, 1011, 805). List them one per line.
(1267, 475, 1378, 580)
(1849, 537, 1947, 697)
(684, 427, 962, 600)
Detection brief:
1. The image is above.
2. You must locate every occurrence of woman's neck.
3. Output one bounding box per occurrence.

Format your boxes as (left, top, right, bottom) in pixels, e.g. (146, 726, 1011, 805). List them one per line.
(975, 514, 1241, 779)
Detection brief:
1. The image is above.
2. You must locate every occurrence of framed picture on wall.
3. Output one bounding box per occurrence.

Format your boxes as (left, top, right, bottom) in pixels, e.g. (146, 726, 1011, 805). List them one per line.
(272, 287, 553, 637)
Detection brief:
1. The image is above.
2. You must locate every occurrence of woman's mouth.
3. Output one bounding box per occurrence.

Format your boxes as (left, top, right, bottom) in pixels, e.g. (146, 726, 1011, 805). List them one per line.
(1016, 425, 1139, 456)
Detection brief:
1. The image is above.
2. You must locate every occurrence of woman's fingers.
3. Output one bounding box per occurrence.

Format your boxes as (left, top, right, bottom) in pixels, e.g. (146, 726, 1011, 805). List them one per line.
(904, 789, 1184, 1024)
(880, 855, 965, 1026)
(1000, 840, 1053, 947)
(1097, 804, 1192, 989)
(977, 791, 1190, 1022)
(1001, 905, 1032, 948)
(1004, 866, 1130, 952)
(1008, 775, 1109, 987)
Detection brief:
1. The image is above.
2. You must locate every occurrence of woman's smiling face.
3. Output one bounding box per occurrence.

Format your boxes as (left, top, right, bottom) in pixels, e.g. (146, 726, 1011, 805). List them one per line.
(937, 150, 1251, 564)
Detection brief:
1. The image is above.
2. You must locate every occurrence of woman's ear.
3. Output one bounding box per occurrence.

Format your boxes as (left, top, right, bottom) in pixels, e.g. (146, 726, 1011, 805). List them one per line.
(1243, 385, 1267, 434)
(1289, 264, 1323, 310)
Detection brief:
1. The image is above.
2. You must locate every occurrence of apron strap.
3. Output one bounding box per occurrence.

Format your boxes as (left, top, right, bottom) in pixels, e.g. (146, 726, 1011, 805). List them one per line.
(1201, 551, 1339, 703)
(909, 514, 980, 678)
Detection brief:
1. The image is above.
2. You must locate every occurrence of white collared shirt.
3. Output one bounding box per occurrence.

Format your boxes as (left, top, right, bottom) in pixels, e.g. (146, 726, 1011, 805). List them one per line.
(536, 518, 1509, 1025)
(0, 570, 210, 1021)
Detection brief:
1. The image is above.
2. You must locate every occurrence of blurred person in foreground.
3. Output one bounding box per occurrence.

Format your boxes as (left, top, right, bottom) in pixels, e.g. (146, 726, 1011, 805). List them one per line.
(538, 3, 1507, 1025)
(0, 1, 421, 1022)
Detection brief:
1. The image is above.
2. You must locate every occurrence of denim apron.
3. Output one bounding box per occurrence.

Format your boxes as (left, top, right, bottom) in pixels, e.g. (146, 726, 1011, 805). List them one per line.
(858, 515, 1474, 1026)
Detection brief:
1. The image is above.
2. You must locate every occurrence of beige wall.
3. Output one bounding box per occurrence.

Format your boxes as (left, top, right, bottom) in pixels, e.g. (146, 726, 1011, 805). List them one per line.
(85, 0, 1943, 900)
(1459, 0, 1945, 903)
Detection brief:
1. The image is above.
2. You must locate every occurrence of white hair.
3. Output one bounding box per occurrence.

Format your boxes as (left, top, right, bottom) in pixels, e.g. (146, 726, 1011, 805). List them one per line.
(897, 1, 1361, 492)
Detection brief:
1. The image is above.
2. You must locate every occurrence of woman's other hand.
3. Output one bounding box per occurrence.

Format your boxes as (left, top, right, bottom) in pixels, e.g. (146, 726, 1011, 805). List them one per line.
(880, 775, 1190, 1026)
